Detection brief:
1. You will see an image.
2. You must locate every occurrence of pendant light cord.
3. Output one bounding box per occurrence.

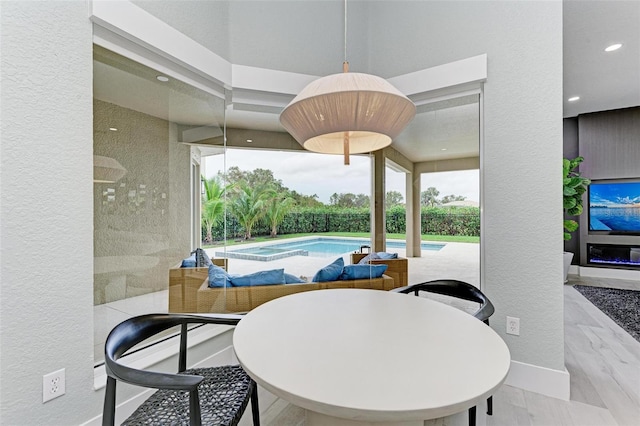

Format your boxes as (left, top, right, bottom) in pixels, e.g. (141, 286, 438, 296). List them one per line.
(344, 0, 348, 64)
(343, 0, 349, 73)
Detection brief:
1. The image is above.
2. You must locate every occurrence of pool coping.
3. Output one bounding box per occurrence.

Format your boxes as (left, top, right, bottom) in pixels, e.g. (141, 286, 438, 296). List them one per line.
(214, 248, 308, 262)
(211, 236, 445, 262)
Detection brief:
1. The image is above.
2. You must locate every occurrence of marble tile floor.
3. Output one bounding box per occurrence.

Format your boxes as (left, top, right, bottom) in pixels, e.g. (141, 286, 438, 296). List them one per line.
(566, 274, 640, 291)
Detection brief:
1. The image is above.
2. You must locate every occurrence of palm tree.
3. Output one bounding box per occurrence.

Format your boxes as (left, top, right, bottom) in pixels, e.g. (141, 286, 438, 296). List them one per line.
(201, 176, 228, 244)
(421, 187, 440, 207)
(228, 183, 274, 240)
(265, 195, 296, 238)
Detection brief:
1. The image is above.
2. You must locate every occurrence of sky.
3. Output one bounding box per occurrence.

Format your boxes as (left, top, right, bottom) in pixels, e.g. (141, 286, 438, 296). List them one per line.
(204, 149, 479, 204)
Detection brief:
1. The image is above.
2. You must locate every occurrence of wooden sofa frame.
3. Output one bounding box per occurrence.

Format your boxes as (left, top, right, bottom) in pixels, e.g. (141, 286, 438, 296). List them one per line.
(169, 260, 396, 313)
(196, 274, 395, 313)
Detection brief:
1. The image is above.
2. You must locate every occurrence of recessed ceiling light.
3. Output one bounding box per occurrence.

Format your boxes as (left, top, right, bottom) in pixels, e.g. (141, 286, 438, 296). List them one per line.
(441, 148, 447, 151)
(109, 127, 118, 131)
(246, 139, 253, 143)
(605, 43, 622, 52)
(156, 75, 169, 82)
(568, 96, 580, 102)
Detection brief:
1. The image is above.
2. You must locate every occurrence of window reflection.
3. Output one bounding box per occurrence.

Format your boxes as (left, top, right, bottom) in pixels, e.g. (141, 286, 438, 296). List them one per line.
(93, 98, 172, 304)
(93, 46, 225, 363)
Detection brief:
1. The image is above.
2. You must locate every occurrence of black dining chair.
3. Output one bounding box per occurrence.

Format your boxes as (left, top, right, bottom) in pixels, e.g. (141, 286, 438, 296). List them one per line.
(102, 313, 260, 426)
(392, 279, 495, 426)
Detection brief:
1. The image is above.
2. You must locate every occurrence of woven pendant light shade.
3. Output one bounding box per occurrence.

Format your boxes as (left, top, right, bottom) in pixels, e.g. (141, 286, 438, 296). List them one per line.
(280, 72, 416, 162)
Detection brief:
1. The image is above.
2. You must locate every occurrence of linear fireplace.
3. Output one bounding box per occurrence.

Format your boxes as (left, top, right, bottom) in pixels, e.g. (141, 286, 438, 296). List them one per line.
(587, 244, 640, 269)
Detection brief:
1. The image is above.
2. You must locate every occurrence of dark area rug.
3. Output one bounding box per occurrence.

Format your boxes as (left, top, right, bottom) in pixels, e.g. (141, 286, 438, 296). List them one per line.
(574, 285, 640, 342)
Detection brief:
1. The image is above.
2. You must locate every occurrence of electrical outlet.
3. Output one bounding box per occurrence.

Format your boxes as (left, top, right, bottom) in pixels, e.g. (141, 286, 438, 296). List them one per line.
(506, 316, 520, 336)
(43, 368, 65, 403)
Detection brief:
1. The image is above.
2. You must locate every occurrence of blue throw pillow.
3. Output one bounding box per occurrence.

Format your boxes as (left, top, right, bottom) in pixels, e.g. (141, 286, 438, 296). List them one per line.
(208, 264, 230, 288)
(181, 254, 197, 268)
(357, 252, 380, 264)
(339, 264, 388, 280)
(312, 257, 344, 282)
(284, 273, 306, 284)
(376, 252, 398, 259)
(230, 269, 286, 287)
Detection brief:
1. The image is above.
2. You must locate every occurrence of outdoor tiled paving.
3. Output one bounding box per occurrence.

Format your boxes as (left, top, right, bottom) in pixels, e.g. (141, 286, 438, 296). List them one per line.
(214, 240, 480, 287)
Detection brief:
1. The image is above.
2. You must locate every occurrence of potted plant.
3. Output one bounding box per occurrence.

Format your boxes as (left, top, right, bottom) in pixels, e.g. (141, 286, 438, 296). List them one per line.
(563, 156, 590, 281)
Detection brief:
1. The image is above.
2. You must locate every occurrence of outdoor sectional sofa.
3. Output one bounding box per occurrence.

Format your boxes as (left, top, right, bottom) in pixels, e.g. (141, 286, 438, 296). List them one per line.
(169, 260, 396, 313)
(350, 253, 409, 287)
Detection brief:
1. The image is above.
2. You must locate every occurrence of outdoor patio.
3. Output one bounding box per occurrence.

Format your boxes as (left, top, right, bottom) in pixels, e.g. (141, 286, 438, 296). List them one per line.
(213, 240, 480, 287)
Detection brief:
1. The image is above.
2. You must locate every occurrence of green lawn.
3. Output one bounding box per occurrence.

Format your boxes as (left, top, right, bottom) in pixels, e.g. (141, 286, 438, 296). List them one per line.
(203, 232, 479, 248)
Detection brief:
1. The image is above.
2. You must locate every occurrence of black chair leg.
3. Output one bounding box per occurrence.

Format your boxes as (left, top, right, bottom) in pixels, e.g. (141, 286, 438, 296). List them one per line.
(251, 383, 260, 425)
(102, 377, 117, 426)
(189, 390, 202, 426)
(487, 395, 493, 415)
(468, 405, 476, 426)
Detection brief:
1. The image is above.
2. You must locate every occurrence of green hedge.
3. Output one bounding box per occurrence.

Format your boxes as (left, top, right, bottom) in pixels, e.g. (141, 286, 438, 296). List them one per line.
(421, 209, 480, 237)
(206, 206, 479, 240)
(279, 208, 370, 234)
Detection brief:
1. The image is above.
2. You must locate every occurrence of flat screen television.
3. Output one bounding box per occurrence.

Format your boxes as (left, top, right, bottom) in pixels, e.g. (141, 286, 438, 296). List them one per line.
(589, 180, 640, 235)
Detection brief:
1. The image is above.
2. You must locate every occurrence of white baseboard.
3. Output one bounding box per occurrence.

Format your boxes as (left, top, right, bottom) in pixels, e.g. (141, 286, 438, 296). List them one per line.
(577, 266, 640, 281)
(568, 265, 579, 275)
(504, 360, 570, 400)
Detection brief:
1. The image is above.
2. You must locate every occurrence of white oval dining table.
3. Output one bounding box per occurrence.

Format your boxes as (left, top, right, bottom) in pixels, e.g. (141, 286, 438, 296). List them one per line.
(233, 288, 510, 426)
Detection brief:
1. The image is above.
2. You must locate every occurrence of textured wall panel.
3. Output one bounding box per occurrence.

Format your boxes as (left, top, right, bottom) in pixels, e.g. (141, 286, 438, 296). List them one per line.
(93, 100, 192, 305)
(579, 107, 640, 180)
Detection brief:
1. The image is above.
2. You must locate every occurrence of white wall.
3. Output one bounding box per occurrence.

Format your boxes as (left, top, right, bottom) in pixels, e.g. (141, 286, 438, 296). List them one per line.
(367, 0, 565, 370)
(134, 0, 371, 77)
(132, 0, 231, 61)
(228, 0, 371, 76)
(482, 3, 565, 371)
(0, 1, 98, 424)
(130, 0, 566, 372)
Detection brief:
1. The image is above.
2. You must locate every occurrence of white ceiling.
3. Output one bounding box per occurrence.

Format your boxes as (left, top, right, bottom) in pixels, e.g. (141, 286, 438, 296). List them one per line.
(93, 1, 639, 163)
(93, 46, 226, 127)
(563, 0, 640, 118)
(391, 97, 480, 163)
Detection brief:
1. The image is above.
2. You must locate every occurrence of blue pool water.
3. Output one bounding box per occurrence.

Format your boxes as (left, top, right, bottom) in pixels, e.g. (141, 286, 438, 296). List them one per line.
(217, 237, 445, 261)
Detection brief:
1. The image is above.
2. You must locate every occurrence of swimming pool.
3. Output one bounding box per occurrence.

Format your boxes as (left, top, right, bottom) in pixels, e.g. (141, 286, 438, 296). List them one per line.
(216, 237, 445, 261)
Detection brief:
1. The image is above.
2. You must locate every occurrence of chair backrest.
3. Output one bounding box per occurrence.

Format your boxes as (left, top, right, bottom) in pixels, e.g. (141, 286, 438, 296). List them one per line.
(105, 314, 182, 365)
(393, 279, 495, 324)
(103, 313, 244, 426)
(105, 313, 242, 383)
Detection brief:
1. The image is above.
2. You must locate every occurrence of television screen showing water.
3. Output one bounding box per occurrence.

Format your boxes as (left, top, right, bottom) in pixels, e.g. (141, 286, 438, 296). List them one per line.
(589, 181, 640, 233)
